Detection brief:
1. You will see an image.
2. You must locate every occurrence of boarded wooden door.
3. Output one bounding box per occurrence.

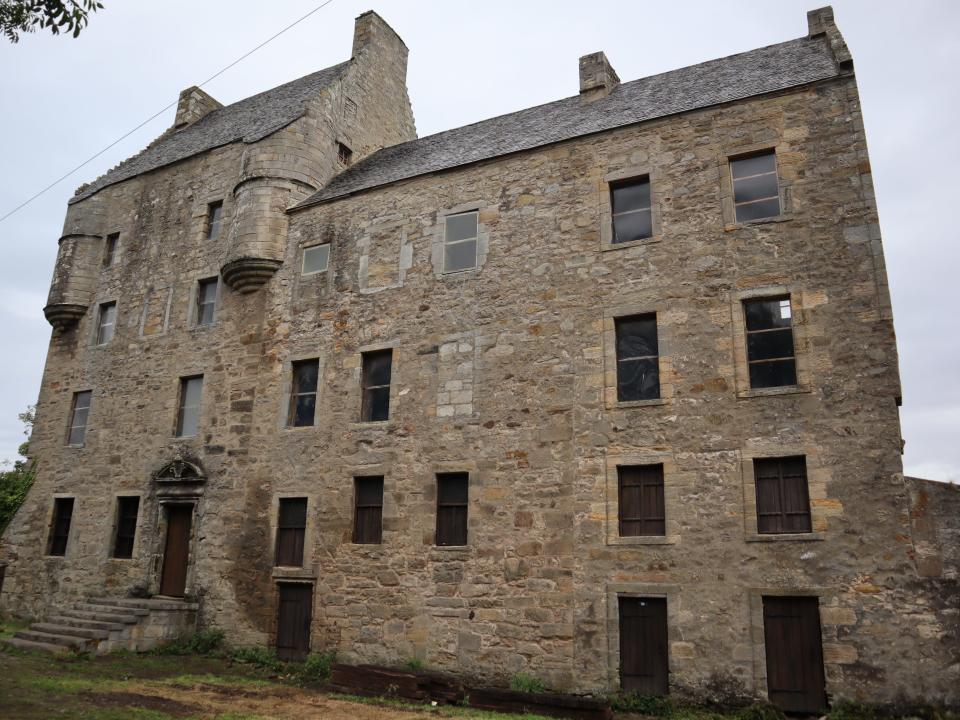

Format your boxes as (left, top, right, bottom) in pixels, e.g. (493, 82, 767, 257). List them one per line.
(276, 583, 312, 661)
(762, 596, 827, 714)
(159, 505, 192, 597)
(620, 596, 669, 695)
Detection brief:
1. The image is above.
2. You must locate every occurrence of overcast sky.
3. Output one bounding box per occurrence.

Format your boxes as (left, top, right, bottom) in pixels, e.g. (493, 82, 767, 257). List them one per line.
(0, 1, 957, 482)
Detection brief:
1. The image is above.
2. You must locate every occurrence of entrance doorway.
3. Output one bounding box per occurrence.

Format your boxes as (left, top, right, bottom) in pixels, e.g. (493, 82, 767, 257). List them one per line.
(762, 596, 827, 714)
(619, 596, 669, 695)
(276, 583, 313, 661)
(159, 504, 192, 597)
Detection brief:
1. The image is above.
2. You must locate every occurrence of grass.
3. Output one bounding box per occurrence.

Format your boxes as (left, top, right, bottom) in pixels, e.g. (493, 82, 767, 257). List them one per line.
(329, 692, 555, 719)
(509, 672, 547, 694)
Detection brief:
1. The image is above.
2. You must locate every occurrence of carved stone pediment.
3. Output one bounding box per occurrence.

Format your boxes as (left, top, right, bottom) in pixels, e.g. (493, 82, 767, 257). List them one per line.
(153, 452, 207, 484)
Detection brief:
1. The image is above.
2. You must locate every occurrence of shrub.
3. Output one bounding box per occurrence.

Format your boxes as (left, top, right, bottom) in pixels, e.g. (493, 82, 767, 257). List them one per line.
(229, 645, 283, 672)
(509, 672, 547, 694)
(154, 628, 225, 656)
(299, 650, 336, 684)
(404, 657, 424, 672)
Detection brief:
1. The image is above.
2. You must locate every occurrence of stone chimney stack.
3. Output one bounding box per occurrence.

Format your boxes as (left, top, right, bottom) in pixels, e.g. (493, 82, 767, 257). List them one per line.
(352, 10, 408, 71)
(806, 6, 852, 71)
(579, 51, 620, 103)
(173, 86, 222, 130)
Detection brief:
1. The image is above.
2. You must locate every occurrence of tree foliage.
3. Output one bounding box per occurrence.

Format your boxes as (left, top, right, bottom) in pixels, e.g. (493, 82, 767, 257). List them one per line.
(0, 0, 103, 43)
(0, 406, 36, 534)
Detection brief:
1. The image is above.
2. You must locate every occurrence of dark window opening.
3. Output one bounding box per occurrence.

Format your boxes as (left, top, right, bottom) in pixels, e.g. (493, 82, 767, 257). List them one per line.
(618, 464, 666, 536)
(206, 200, 223, 239)
(731, 151, 780, 222)
(611, 176, 652, 243)
(744, 296, 797, 388)
(275, 498, 307, 567)
(615, 314, 660, 401)
(176, 375, 203, 437)
(48, 497, 74, 556)
(754, 456, 812, 534)
(436, 472, 468, 546)
(353, 476, 384, 544)
(361, 349, 392, 422)
(102, 232, 119, 268)
(337, 142, 353, 166)
(288, 359, 319, 427)
(67, 390, 92, 446)
(112, 496, 140, 559)
(196, 278, 218, 326)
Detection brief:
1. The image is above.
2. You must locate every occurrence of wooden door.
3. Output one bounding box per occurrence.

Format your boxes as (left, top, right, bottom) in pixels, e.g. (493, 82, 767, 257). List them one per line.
(159, 505, 192, 597)
(276, 583, 312, 661)
(763, 596, 827, 714)
(620, 596, 669, 695)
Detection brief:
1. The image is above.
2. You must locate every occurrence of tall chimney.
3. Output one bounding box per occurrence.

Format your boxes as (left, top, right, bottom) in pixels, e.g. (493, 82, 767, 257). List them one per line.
(806, 6, 852, 71)
(579, 51, 620, 103)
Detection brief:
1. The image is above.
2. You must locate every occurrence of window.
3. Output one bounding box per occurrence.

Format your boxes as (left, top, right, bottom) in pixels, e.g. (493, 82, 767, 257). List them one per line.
(96, 301, 116, 345)
(67, 390, 92, 445)
(618, 464, 666, 536)
(301, 244, 330, 276)
(744, 297, 796, 388)
(196, 278, 218, 326)
(615, 314, 660, 402)
(47, 498, 74, 556)
(754, 456, 812, 534)
(112, 496, 140, 559)
(353, 476, 384, 544)
(443, 211, 478, 273)
(337, 142, 353, 166)
(288, 359, 319, 427)
(176, 376, 203, 437)
(731, 151, 780, 222)
(360, 349, 392, 422)
(206, 200, 223, 239)
(102, 233, 119, 268)
(611, 177, 652, 243)
(275, 498, 307, 566)
(436, 472, 468, 546)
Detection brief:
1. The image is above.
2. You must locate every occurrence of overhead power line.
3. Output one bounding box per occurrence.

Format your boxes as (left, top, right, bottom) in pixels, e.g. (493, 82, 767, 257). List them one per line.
(0, 0, 338, 226)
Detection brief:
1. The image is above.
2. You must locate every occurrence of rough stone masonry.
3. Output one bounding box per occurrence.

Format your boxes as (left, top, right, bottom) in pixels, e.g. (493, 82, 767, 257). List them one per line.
(1, 6, 957, 710)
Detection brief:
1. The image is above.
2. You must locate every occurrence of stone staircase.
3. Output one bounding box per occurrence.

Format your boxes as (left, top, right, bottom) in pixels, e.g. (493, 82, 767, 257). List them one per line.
(2, 596, 198, 655)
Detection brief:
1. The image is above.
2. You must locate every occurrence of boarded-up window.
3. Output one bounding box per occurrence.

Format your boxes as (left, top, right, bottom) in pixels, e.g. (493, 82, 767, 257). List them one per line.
(611, 177, 652, 243)
(436, 473, 468, 546)
(112, 496, 140, 559)
(443, 211, 478, 273)
(96, 301, 116, 345)
(353, 476, 384, 544)
(744, 297, 796, 389)
(731, 151, 780, 222)
(361, 349, 392, 422)
(48, 497, 74, 556)
(616, 314, 660, 402)
(275, 498, 307, 567)
(196, 278, 218, 326)
(176, 376, 203, 437)
(102, 232, 119, 268)
(754, 456, 812, 534)
(206, 200, 223, 240)
(618, 464, 666, 536)
(288, 359, 319, 427)
(67, 390, 92, 446)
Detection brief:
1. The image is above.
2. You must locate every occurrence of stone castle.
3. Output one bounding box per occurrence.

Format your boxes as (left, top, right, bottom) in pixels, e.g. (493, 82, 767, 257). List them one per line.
(1, 6, 957, 711)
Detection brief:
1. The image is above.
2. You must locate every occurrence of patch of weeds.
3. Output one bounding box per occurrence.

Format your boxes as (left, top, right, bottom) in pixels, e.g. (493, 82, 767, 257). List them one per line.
(21, 673, 103, 694)
(509, 672, 547, 694)
(611, 692, 674, 715)
(163, 672, 275, 688)
(736, 702, 785, 720)
(828, 700, 880, 720)
(228, 645, 284, 672)
(154, 628, 225, 656)
(297, 649, 336, 684)
(404, 657, 425, 671)
(0, 616, 31, 640)
(329, 693, 553, 719)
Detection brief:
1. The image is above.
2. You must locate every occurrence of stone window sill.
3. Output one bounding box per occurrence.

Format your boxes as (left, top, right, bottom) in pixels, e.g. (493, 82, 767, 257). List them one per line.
(43, 555, 67, 560)
(614, 397, 671, 409)
(745, 532, 825, 543)
(737, 385, 811, 400)
(607, 535, 679, 546)
(271, 567, 316, 581)
(439, 268, 481, 281)
(600, 236, 662, 253)
(724, 213, 795, 231)
(350, 420, 395, 430)
(189, 323, 217, 333)
(282, 425, 317, 433)
(65, 443, 85, 449)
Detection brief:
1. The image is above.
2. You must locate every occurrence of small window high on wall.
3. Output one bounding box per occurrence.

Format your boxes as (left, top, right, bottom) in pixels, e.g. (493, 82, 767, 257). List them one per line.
(360, 349, 392, 422)
(615, 314, 660, 402)
(288, 359, 319, 427)
(176, 376, 203, 437)
(730, 151, 780, 222)
(47, 497, 74, 556)
(610, 176, 652, 243)
(275, 498, 307, 567)
(744, 297, 796, 388)
(67, 390, 92, 446)
(436, 473, 468, 546)
(112, 496, 140, 559)
(443, 211, 478, 273)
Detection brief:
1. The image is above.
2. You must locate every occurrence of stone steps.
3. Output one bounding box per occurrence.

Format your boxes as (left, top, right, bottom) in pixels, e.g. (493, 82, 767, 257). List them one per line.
(1, 595, 198, 655)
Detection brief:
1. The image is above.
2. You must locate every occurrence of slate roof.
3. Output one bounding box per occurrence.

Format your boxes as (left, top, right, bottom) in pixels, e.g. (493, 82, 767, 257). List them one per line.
(295, 35, 839, 209)
(70, 61, 350, 204)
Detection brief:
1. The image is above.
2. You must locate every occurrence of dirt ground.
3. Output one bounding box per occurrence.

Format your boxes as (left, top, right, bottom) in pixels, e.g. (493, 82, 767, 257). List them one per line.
(0, 642, 558, 720)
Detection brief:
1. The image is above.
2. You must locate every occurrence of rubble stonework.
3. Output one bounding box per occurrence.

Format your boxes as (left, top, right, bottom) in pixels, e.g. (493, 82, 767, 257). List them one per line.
(1, 7, 957, 708)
